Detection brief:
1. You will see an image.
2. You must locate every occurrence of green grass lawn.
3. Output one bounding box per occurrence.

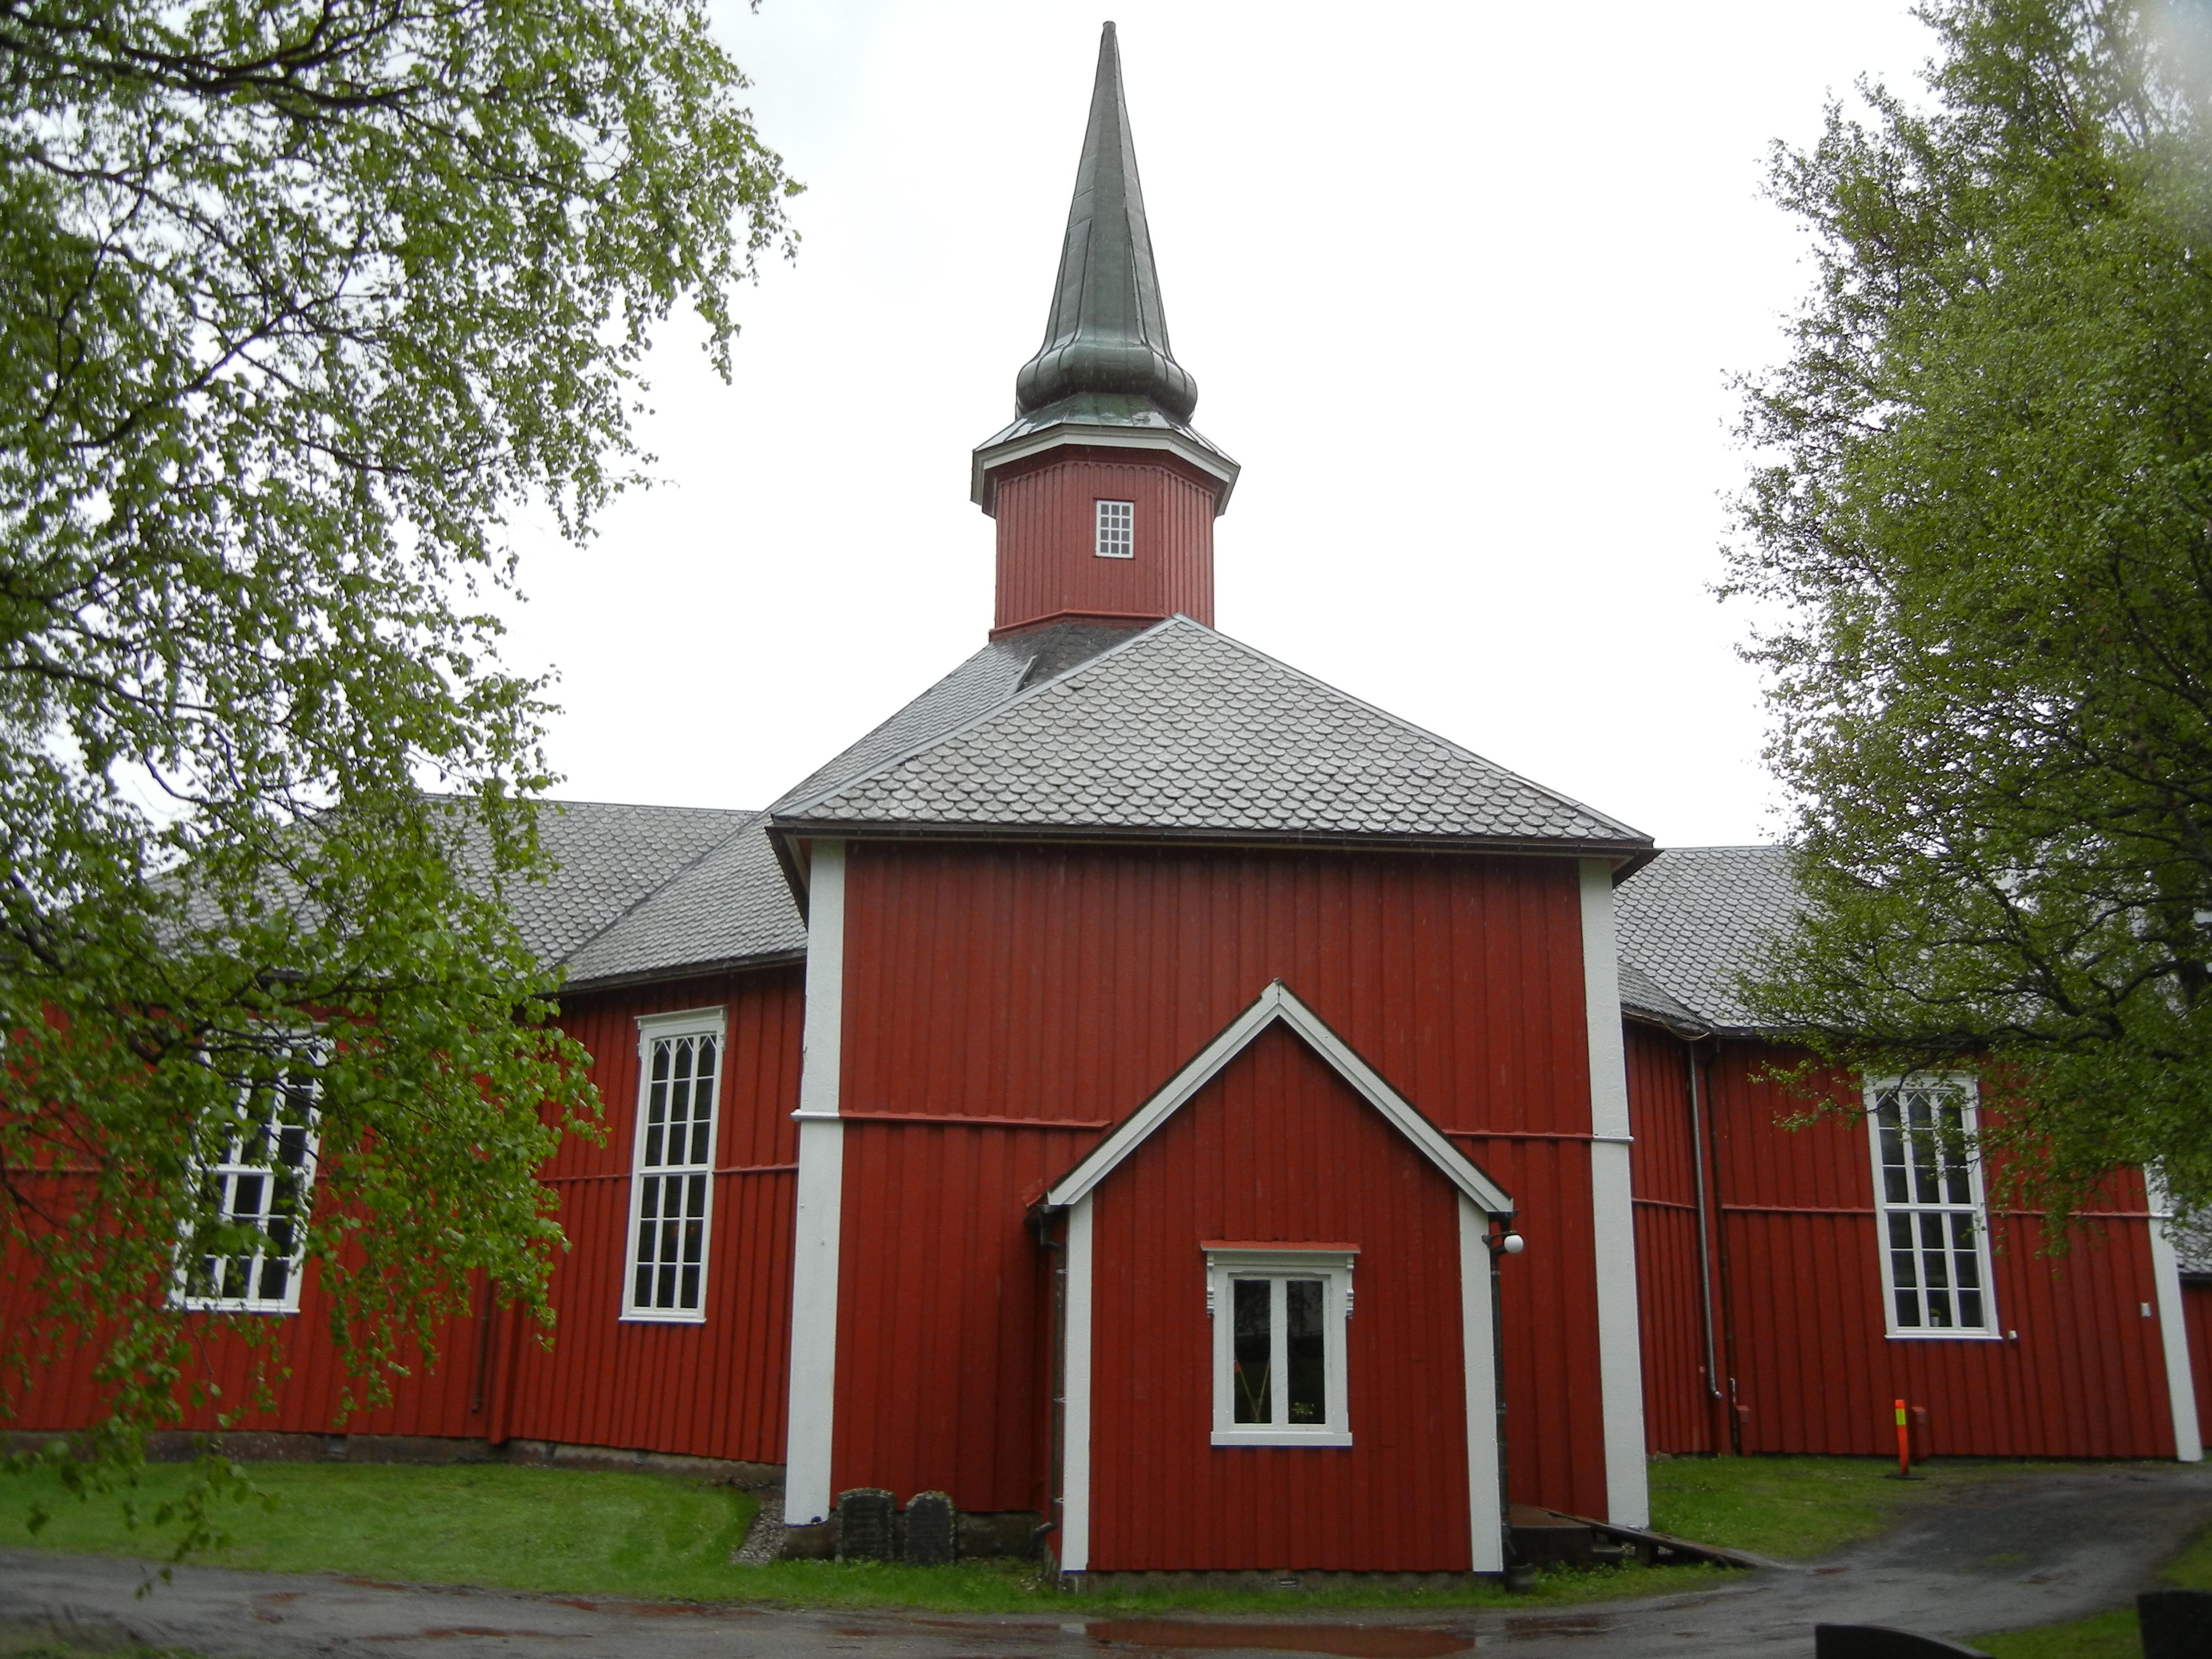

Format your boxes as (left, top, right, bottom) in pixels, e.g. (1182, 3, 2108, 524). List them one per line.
(0, 1458, 1718, 1614)
(1971, 1519, 2212, 1658)
(1648, 1454, 2070, 1562)
(0, 1453, 2107, 1619)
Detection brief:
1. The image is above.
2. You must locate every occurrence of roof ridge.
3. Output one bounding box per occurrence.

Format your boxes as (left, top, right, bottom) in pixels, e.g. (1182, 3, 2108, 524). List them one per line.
(771, 618, 1179, 822)
(1160, 617, 1652, 846)
(554, 808, 766, 972)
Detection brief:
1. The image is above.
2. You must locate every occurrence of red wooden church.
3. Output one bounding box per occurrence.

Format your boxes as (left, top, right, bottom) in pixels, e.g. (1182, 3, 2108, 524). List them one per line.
(8, 23, 2207, 1578)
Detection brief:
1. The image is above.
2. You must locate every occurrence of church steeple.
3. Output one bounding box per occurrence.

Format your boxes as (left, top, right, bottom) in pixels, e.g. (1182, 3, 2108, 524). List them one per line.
(1013, 22, 1197, 425)
(973, 23, 1237, 640)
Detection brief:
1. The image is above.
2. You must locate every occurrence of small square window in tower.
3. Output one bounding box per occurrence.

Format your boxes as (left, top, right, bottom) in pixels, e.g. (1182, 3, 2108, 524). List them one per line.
(1095, 499, 1135, 559)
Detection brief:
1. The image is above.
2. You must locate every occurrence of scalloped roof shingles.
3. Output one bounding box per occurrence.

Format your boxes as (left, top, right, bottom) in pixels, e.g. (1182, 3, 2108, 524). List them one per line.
(775, 617, 1650, 851)
(1613, 846, 1802, 1032)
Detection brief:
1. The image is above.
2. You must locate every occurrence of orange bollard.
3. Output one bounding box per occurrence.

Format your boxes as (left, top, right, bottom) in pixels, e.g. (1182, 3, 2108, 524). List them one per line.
(1894, 1398, 1912, 1479)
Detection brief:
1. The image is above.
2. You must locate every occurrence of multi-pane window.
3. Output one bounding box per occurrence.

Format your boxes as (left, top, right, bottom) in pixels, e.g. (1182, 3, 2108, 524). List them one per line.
(624, 1008, 725, 1321)
(1866, 1077, 1998, 1337)
(1095, 499, 1135, 559)
(175, 1041, 321, 1313)
(1206, 1246, 1354, 1446)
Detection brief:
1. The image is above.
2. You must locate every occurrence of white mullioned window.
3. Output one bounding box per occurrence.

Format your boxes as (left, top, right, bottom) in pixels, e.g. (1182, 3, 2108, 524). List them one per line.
(1866, 1076, 2000, 1338)
(1094, 498, 1135, 559)
(1205, 1244, 1355, 1447)
(624, 1006, 727, 1322)
(175, 1038, 323, 1313)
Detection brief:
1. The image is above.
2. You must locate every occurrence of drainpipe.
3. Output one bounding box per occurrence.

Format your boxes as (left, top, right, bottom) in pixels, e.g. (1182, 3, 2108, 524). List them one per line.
(1036, 1207, 1067, 1568)
(1684, 1040, 1724, 1412)
(1700, 1040, 1746, 1456)
(1488, 1216, 1523, 1579)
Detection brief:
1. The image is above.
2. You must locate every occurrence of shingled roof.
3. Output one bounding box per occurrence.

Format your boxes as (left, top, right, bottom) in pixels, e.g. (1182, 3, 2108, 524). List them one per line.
(447, 799, 804, 992)
(474, 799, 757, 968)
(773, 617, 1651, 854)
(1613, 845, 1802, 1033)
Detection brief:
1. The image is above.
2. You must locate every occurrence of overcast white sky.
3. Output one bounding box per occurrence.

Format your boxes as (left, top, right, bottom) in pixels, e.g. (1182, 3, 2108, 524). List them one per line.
(493, 1, 1939, 849)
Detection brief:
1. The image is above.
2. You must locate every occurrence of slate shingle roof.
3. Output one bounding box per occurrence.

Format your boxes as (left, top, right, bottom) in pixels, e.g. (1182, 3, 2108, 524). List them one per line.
(770, 623, 1146, 815)
(775, 617, 1651, 852)
(439, 798, 803, 990)
(1618, 958, 1707, 1034)
(563, 812, 805, 988)
(1613, 846, 1802, 1032)
(450, 799, 757, 968)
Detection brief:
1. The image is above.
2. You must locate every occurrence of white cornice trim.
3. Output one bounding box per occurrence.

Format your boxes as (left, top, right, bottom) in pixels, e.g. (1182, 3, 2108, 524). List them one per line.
(972, 424, 1240, 515)
(1042, 979, 1514, 1217)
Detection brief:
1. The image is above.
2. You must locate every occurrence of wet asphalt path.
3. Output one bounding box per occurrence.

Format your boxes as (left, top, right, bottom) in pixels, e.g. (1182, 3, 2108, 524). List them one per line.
(3, 1462, 2210, 1657)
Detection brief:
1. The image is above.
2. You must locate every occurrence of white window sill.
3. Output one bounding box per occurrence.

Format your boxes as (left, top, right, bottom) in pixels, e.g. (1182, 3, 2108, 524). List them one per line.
(1885, 1328, 2003, 1342)
(1211, 1429, 1353, 1448)
(171, 1301, 300, 1315)
(620, 1309, 707, 1326)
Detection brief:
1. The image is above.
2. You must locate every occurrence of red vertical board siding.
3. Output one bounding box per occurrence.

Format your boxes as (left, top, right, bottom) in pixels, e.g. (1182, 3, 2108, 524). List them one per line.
(2184, 1281, 2212, 1436)
(1088, 1024, 1470, 1571)
(502, 968, 802, 1464)
(1708, 1037, 2176, 1458)
(992, 454, 1216, 633)
(1624, 1022, 1716, 1454)
(0, 964, 804, 1466)
(828, 839, 1614, 1523)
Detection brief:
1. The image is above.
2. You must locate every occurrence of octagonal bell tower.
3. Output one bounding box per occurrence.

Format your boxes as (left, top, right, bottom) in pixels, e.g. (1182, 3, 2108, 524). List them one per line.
(971, 22, 1239, 639)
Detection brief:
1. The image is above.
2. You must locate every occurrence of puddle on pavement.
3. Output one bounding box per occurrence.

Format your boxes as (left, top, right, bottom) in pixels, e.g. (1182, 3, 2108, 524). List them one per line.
(1501, 1614, 1615, 1641)
(1084, 1620, 1472, 1656)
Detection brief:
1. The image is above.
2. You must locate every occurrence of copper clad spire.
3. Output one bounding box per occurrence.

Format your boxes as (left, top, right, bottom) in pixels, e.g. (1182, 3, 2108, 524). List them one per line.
(1013, 22, 1198, 424)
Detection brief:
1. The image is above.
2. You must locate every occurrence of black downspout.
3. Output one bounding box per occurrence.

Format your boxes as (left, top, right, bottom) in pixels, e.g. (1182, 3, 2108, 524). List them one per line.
(1489, 1217, 1518, 1579)
(1038, 1209, 1067, 1566)
(1684, 1039, 1725, 1413)
(1700, 1042, 1746, 1455)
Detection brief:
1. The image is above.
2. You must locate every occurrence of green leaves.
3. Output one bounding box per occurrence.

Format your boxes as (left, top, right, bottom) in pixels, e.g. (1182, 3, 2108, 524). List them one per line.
(0, 0, 793, 1508)
(1731, 0, 2212, 1218)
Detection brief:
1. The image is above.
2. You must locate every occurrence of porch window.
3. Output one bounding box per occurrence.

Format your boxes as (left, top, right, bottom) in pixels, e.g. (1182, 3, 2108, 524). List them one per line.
(1866, 1076, 1999, 1338)
(174, 1039, 322, 1313)
(1204, 1244, 1355, 1446)
(624, 1007, 726, 1322)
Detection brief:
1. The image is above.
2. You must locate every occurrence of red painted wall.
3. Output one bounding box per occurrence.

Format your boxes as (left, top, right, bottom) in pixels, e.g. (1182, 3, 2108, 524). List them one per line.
(825, 838, 1616, 1522)
(1703, 1038, 2178, 1458)
(1088, 1022, 1474, 1571)
(2184, 1280, 2212, 1437)
(1624, 1022, 1719, 1455)
(991, 450, 1218, 634)
(0, 964, 805, 1467)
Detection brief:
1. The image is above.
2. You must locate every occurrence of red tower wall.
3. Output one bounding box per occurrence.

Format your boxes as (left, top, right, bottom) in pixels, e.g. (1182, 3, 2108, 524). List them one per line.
(990, 448, 1218, 635)
(825, 837, 1617, 1522)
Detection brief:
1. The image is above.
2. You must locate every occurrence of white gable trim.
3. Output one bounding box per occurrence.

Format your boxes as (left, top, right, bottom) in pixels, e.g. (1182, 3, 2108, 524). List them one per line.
(1042, 980, 1514, 1217)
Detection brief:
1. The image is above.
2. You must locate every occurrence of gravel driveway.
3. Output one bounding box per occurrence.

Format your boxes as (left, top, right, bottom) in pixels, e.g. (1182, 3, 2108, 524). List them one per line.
(3, 1462, 2209, 1657)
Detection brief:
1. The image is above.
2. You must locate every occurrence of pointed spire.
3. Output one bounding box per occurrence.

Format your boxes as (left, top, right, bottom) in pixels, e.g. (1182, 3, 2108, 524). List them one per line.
(1013, 23, 1198, 424)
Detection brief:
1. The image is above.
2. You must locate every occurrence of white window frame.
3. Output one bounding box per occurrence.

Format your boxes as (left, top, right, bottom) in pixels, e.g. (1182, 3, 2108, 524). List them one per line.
(1094, 498, 1135, 559)
(1866, 1074, 2001, 1340)
(1205, 1244, 1355, 1447)
(173, 1037, 324, 1314)
(622, 1006, 727, 1324)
